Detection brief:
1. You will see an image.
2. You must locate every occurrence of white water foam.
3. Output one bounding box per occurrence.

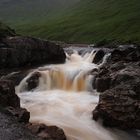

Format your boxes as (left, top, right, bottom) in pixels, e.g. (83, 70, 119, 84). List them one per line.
(16, 50, 138, 140)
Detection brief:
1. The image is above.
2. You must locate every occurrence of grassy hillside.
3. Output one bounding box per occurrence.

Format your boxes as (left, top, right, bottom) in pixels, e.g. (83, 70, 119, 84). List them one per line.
(0, 0, 79, 24)
(0, 22, 15, 37)
(1, 0, 140, 43)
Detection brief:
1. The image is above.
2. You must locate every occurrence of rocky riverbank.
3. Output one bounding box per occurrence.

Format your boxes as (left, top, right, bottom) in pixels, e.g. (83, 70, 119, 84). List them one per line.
(0, 36, 66, 69)
(93, 45, 140, 129)
(0, 80, 66, 140)
(0, 27, 67, 140)
(0, 24, 140, 138)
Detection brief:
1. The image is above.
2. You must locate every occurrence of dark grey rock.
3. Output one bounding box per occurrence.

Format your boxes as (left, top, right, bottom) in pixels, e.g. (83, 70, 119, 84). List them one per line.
(0, 36, 66, 69)
(93, 50, 105, 64)
(26, 72, 41, 91)
(0, 80, 20, 108)
(93, 46, 140, 129)
(95, 77, 111, 92)
(27, 123, 66, 140)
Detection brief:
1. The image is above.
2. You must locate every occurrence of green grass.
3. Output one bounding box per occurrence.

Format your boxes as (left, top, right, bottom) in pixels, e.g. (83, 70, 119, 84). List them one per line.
(1, 0, 140, 43)
(0, 22, 15, 37)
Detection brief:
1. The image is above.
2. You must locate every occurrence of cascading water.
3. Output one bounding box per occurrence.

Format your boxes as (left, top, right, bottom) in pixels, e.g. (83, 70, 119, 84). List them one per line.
(16, 48, 138, 140)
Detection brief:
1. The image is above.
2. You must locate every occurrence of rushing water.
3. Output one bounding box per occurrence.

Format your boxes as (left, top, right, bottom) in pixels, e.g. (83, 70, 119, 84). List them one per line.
(16, 49, 138, 140)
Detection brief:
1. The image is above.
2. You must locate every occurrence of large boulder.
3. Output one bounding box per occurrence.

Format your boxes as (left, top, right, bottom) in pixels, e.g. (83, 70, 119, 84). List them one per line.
(0, 36, 66, 69)
(93, 46, 140, 129)
(0, 80, 30, 123)
(0, 110, 67, 140)
(93, 76, 140, 129)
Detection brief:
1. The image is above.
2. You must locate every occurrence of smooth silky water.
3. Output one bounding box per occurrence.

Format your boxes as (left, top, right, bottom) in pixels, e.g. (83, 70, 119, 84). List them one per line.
(16, 49, 138, 140)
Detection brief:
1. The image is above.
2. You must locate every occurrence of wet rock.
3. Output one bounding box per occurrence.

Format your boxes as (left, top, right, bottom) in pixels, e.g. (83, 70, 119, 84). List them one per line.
(93, 46, 140, 129)
(0, 36, 66, 69)
(0, 71, 29, 86)
(0, 111, 40, 140)
(111, 45, 140, 62)
(27, 123, 66, 140)
(98, 67, 110, 77)
(111, 49, 123, 61)
(93, 50, 105, 64)
(5, 107, 30, 123)
(110, 61, 125, 71)
(26, 72, 41, 91)
(93, 84, 140, 129)
(125, 48, 140, 61)
(95, 78, 111, 92)
(111, 70, 135, 87)
(118, 44, 136, 50)
(0, 80, 20, 108)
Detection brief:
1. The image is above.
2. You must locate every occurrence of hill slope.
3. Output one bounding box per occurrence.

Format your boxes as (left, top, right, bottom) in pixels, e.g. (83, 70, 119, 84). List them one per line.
(0, 22, 15, 37)
(0, 0, 79, 24)
(1, 0, 140, 43)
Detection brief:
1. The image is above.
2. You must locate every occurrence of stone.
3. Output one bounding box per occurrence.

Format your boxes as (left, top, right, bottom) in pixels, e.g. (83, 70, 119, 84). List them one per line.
(95, 78, 111, 92)
(93, 50, 105, 64)
(93, 86, 140, 129)
(0, 80, 20, 108)
(0, 111, 40, 140)
(27, 123, 66, 140)
(0, 36, 66, 69)
(5, 107, 30, 123)
(0, 71, 29, 86)
(26, 72, 41, 91)
(93, 45, 140, 129)
(111, 45, 139, 62)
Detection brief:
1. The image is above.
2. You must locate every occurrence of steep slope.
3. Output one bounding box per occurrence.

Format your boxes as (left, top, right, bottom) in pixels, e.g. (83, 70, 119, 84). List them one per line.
(15, 0, 140, 43)
(0, 0, 79, 24)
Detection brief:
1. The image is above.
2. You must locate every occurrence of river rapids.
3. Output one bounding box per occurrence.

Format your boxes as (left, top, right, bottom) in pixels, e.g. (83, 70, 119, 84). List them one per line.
(16, 48, 138, 140)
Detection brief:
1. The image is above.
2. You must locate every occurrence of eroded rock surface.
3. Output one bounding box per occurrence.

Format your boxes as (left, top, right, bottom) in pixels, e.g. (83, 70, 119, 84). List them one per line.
(93, 45, 140, 129)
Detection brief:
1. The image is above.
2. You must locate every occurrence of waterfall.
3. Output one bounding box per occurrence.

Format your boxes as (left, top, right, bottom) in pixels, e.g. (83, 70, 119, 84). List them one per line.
(16, 49, 138, 140)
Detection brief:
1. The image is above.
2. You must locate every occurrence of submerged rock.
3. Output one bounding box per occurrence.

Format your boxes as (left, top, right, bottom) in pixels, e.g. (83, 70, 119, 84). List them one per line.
(26, 72, 41, 91)
(93, 46, 140, 129)
(0, 36, 66, 69)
